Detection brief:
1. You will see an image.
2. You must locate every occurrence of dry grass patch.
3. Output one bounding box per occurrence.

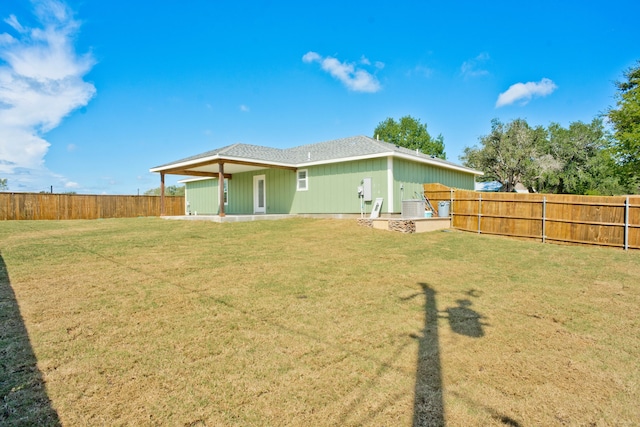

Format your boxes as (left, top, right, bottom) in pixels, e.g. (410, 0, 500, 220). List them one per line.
(1, 217, 639, 426)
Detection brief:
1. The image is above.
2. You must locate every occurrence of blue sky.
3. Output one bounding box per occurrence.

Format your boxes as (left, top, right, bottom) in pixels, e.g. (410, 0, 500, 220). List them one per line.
(1, 0, 639, 194)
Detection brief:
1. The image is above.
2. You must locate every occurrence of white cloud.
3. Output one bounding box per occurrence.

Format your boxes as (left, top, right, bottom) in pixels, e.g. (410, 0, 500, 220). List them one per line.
(0, 0, 95, 190)
(67, 143, 76, 151)
(239, 104, 250, 112)
(302, 51, 321, 63)
(64, 180, 78, 188)
(496, 78, 557, 107)
(5, 15, 25, 33)
(302, 51, 381, 93)
(461, 52, 490, 79)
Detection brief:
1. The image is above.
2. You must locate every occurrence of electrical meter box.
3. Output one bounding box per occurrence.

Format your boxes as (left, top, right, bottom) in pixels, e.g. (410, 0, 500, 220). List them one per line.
(361, 178, 372, 202)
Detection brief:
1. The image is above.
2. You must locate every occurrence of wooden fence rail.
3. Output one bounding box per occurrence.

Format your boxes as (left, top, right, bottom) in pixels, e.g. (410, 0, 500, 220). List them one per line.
(0, 193, 185, 220)
(424, 183, 640, 251)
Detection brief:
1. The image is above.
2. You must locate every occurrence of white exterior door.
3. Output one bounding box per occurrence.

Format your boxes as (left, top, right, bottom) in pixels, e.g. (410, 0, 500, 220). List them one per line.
(253, 175, 266, 213)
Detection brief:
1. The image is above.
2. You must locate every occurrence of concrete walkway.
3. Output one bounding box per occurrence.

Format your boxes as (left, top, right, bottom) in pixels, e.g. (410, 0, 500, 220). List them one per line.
(162, 214, 298, 223)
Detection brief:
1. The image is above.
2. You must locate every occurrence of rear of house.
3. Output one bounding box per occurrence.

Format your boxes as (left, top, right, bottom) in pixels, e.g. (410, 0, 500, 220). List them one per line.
(151, 136, 481, 216)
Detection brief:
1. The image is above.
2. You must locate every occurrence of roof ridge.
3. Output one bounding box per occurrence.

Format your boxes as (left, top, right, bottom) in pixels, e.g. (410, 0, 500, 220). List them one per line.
(287, 135, 383, 149)
(217, 143, 243, 155)
(365, 135, 397, 150)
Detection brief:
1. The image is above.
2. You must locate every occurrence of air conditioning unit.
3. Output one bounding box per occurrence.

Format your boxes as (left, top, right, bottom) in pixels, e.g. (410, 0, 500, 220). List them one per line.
(402, 199, 425, 218)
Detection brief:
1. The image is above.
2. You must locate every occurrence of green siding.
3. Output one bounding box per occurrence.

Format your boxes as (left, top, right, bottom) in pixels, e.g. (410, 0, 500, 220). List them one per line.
(185, 156, 476, 215)
(391, 158, 475, 213)
(227, 172, 253, 214)
(291, 158, 388, 214)
(225, 169, 296, 214)
(186, 169, 297, 215)
(185, 179, 218, 215)
(266, 168, 297, 213)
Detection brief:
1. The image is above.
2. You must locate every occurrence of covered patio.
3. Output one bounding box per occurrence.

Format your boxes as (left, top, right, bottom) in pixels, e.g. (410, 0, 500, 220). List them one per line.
(149, 146, 297, 217)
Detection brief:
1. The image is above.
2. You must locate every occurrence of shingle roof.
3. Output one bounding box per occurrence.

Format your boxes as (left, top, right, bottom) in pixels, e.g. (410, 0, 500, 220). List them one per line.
(153, 143, 289, 169)
(291, 135, 472, 170)
(152, 135, 481, 175)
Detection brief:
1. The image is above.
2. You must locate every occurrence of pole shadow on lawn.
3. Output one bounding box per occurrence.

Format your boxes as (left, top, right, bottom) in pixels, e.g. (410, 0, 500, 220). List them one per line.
(408, 283, 520, 427)
(0, 252, 61, 426)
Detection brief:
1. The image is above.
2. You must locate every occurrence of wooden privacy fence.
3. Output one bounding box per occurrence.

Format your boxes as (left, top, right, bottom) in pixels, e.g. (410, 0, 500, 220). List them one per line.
(0, 193, 185, 220)
(424, 183, 640, 251)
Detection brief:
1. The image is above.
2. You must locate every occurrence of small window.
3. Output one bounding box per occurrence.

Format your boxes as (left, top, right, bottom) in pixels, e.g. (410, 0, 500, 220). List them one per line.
(297, 169, 308, 191)
(223, 178, 229, 205)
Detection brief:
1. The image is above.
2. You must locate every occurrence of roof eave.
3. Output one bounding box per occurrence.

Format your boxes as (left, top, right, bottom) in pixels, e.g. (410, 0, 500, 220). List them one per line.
(149, 154, 223, 173)
(150, 154, 296, 174)
(299, 151, 483, 175)
(178, 177, 215, 184)
(391, 152, 484, 175)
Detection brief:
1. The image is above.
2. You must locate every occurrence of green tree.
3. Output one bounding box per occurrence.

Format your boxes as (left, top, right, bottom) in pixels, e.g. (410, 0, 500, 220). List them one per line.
(144, 185, 185, 196)
(461, 118, 545, 192)
(373, 115, 446, 158)
(607, 61, 640, 192)
(535, 119, 624, 195)
(0, 178, 7, 191)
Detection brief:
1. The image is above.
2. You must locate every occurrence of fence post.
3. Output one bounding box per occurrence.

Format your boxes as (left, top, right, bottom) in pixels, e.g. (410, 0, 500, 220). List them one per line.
(542, 197, 546, 244)
(450, 189, 454, 221)
(478, 193, 482, 234)
(625, 196, 629, 251)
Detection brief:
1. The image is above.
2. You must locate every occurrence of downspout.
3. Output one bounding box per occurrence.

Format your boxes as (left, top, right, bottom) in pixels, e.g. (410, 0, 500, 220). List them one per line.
(387, 156, 394, 214)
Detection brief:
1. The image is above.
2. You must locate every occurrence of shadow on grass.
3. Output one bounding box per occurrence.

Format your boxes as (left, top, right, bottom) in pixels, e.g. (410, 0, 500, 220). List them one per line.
(410, 283, 520, 427)
(0, 252, 61, 426)
(410, 283, 446, 427)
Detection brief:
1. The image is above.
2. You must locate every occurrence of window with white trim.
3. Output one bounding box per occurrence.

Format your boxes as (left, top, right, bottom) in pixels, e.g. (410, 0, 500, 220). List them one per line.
(297, 169, 308, 191)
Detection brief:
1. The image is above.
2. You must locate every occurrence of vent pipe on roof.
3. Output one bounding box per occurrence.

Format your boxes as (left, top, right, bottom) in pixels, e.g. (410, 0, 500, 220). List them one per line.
(307, 152, 311, 161)
(376, 134, 379, 141)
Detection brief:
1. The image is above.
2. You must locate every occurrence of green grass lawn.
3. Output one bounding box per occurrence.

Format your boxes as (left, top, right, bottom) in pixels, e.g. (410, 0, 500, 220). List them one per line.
(1, 217, 639, 426)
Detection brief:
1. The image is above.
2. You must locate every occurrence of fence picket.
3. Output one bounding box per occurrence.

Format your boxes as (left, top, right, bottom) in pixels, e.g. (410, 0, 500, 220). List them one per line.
(0, 193, 184, 220)
(424, 183, 640, 251)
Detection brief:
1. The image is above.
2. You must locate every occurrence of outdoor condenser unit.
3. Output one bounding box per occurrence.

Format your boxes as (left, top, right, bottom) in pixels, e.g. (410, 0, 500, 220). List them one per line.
(402, 199, 425, 218)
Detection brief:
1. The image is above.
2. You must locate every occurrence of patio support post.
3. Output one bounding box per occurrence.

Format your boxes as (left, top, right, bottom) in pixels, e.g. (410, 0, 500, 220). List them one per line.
(160, 172, 165, 216)
(218, 163, 225, 217)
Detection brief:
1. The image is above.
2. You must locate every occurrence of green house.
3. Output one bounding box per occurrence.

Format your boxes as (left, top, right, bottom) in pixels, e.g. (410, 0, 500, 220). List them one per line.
(150, 136, 482, 216)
